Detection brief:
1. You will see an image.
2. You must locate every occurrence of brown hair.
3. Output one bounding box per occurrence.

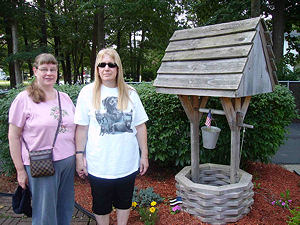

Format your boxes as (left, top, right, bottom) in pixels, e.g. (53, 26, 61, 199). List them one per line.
(93, 48, 131, 110)
(26, 53, 58, 103)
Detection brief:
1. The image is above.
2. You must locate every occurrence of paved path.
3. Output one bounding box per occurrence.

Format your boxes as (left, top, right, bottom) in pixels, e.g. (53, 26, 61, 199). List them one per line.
(0, 194, 96, 225)
(271, 122, 300, 164)
(271, 122, 300, 174)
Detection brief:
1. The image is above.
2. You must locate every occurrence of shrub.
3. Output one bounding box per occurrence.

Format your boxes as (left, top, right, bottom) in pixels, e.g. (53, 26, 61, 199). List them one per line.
(136, 83, 297, 167)
(0, 83, 297, 174)
(0, 87, 25, 174)
(132, 186, 164, 208)
(0, 84, 83, 174)
(287, 207, 300, 225)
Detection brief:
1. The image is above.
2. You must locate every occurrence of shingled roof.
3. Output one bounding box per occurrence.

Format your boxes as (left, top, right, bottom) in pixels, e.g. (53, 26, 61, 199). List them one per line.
(153, 17, 278, 98)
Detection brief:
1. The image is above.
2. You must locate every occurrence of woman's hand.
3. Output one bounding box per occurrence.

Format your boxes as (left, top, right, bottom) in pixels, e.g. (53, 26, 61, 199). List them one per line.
(17, 169, 28, 189)
(139, 157, 149, 176)
(76, 155, 88, 178)
(136, 123, 149, 175)
(75, 125, 88, 178)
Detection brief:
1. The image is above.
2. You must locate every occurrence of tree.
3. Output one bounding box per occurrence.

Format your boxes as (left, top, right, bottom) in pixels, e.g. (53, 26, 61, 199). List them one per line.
(251, 0, 261, 17)
(182, 0, 299, 64)
(262, 0, 300, 63)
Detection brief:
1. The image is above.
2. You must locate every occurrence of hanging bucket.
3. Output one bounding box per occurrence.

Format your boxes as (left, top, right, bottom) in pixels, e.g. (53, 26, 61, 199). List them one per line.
(201, 126, 221, 149)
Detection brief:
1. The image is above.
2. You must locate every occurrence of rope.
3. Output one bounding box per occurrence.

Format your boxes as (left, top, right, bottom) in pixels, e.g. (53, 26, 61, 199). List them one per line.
(239, 127, 246, 165)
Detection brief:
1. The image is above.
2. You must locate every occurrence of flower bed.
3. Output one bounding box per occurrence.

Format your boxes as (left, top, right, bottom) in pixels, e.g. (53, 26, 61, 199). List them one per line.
(74, 162, 300, 225)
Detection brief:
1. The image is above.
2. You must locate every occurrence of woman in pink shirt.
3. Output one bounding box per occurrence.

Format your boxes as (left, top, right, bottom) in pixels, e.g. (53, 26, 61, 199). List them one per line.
(8, 53, 76, 225)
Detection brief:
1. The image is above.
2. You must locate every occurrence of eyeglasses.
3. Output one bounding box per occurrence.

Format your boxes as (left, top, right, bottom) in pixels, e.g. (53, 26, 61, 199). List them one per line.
(38, 68, 57, 73)
(98, 62, 118, 68)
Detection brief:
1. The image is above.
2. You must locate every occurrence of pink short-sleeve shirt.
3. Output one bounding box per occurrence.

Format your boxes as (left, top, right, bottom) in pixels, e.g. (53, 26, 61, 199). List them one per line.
(9, 90, 76, 165)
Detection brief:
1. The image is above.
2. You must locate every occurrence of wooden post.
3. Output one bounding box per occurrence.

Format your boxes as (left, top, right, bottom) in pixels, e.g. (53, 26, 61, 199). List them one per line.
(221, 97, 251, 183)
(178, 95, 205, 183)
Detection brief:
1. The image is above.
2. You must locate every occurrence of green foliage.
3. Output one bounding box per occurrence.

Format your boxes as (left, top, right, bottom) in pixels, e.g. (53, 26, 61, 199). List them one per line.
(0, 84, 83, 174)
(137, 205, 159, 225)
(55, 84, 84, 105)
(253, 182, 261, 189)
(183, 0, 251, 26)
(0, 87, 26, 174)
(0, 83, 297, 174)
(132, 187, 161, 224)
(134, 83, 297, 167)
(287, 207, 300, 225)
(132, 186, 164, 208)
(272, 190, 292, 209)
(244, 85, 298, 163)
(134, 83, 191, 167)
(276, 59, 300, 81)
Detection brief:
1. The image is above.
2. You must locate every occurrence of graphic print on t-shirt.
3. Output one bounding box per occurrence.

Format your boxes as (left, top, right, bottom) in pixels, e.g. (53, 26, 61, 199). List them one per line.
(50, 106, 69, 133)
(95, 96, 133, 135)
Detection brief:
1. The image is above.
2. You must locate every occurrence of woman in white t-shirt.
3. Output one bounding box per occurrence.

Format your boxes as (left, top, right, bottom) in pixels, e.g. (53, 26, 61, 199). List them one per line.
(8, 53, 76, 225)
(75, 48, 149, 225)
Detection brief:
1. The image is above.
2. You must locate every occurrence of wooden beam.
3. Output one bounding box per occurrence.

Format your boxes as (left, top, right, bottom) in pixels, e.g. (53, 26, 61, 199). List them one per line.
(178, 95, 200, 182)
(220, 97, 235, 128)
(220, 97, 246, 184)
(178, 95, 193, 121)
(241, 96, 251, 120)
(190, 96, 200, 183)
(198, 96, 209, 120)
(231, 98, 242, 183)
(199, 108, 226, 115)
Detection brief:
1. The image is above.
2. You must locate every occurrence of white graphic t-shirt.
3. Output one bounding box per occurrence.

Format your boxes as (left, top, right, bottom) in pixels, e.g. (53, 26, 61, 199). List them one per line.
(74, 83, 148, 178)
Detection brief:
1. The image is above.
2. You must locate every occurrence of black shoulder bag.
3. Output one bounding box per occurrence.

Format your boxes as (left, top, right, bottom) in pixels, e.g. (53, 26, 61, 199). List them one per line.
(23, 91, 62, 177)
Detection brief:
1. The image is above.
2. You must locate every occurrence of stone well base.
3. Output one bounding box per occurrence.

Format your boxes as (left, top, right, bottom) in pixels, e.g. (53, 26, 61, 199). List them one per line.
(175, 163, 254, 225)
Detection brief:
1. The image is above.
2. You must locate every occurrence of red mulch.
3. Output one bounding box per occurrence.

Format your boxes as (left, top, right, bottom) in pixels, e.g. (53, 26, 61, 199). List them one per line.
(1, 162, 299, 224)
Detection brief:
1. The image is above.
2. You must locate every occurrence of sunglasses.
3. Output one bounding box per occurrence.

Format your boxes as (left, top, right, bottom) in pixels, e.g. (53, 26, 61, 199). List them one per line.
(98, 62, 118, 68)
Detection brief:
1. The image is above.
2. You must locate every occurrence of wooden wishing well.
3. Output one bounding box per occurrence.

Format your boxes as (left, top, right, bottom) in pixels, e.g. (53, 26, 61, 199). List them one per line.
(153, 17, 277, 224)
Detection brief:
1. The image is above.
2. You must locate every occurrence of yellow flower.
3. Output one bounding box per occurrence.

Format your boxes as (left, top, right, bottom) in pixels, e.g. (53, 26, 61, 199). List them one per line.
(132, 202, 137, 207)
(149, 207, 156, 213)
(151, 201, 157, 206)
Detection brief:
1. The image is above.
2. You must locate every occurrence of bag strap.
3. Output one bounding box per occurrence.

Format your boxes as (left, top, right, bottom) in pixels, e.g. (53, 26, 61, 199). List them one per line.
(23, 90, 62, 151)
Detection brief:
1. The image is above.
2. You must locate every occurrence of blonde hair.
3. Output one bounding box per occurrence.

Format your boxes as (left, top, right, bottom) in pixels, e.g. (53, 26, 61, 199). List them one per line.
(93, 48, 130, 110)
(27, 53, 58, 103)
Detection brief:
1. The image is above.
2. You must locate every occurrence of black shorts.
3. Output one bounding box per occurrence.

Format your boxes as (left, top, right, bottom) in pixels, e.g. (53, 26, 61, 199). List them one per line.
(88, 171, 137, 215)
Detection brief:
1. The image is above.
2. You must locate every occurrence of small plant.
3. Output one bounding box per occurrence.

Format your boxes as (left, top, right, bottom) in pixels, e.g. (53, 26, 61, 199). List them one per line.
(132, 187, 164, 208)
(170, 205, 181, 215)
(271, 189, 292, 209)
(132, 187, 163, 225)
(133, 201, 159, 225)
(253, 182, 261, 189)
(286, 207, 300, 225)
(252, 171, 260, 181)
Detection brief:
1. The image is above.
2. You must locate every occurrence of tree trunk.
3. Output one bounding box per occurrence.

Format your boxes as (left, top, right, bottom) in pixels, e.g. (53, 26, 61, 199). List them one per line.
(90, 12, 99, 81)
(129, 32, 134, 80)
(49, 1, 60, 84)
(38, 0, 47, 50)
(116, 19, 121, 50)
(98, 5, 105, 50)
(272, 0, 286, 63)
(251, 0, 261, 17)
(65, 54, 72, 84)
(54, 35, 60, 84)
(11, 22, 22, 85)
(22, 24, 33, 79)
(136, 30, 145, 82)
(5, 18, 16, 88)
(90, 6, 105, 81)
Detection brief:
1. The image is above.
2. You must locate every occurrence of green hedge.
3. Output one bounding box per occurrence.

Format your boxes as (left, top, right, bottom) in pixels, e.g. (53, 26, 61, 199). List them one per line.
(138, 83, 298, 168)
(0, 83, 297, 174)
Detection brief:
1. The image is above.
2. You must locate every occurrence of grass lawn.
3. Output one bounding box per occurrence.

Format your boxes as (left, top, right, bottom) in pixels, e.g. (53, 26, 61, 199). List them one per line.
(0, 80, 31, 89)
